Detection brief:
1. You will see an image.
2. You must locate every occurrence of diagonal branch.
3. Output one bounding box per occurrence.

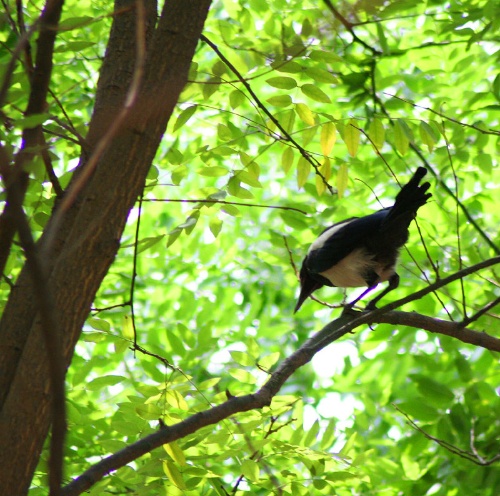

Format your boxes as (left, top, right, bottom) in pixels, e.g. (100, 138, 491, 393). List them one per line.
(61, 255, 500, 495)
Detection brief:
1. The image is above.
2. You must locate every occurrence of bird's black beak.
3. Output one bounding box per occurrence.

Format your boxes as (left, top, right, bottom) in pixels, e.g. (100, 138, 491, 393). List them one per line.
(294, 271, 323, 313)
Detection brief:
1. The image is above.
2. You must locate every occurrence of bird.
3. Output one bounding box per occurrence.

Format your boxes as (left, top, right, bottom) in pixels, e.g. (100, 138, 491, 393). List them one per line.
(294, 167, 432, 313)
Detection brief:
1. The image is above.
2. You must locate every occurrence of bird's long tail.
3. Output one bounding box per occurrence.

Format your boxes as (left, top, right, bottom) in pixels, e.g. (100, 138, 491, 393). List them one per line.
(384, 167, 432, 225)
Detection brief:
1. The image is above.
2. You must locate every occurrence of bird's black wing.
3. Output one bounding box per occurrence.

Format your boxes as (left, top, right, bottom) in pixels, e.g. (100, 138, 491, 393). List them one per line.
(306, 209, 390, 274)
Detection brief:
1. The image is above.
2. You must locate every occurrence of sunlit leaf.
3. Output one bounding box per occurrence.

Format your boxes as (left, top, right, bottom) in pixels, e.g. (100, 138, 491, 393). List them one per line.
(336, 163, 348, 199)
(343, 120, 360, 157)
(297, 156, 311, 188)
(163, 461, 187, 490)
(320, 122, 337, 155)
(295, 103, 315, 126)
(368, 118, 385, 149)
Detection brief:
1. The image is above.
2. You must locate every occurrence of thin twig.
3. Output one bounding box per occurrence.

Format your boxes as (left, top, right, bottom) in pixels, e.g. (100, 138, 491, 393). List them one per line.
(143, 198, 309, 215)
(394, 405, 500, 466)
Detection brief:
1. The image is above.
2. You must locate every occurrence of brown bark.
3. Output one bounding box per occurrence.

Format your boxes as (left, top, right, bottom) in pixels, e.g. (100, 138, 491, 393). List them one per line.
(0, 0, 212, 493)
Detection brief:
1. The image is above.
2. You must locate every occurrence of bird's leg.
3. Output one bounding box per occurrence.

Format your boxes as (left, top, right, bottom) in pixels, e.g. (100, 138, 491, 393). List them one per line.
(343, 285, 377, 312)
(365, 273, 400, 310)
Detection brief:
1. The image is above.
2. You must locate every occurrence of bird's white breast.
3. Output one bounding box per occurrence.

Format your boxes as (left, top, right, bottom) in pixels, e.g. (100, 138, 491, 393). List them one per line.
(319, 248, 397, 288)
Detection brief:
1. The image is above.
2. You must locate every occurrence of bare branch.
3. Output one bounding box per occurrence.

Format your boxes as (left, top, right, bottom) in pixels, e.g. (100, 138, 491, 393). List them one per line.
(143, 198, 308, 215)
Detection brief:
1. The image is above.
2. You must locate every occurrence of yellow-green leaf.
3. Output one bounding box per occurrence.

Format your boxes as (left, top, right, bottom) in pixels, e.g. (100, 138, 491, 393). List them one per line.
(229, 89, 245, 109)
(343, 120, 360, 157)
(122, 315, 134, 340)
(281, 147, 294, 173)
(209, 217, 222, 238)
(295, 103, 315, 126)
(258, 352, 280, 370)
(230, 351, 255, 366)
(217, 123, 232, 141)
(339, 432, 357, 456)
(316, 157, 331, 196)
(419, 120, 437, 152)
(368, 118, 385, 149)
(163, 460, 187, 490)
(228, 368, 257, 384)
(320, 122, 337, 155)
(164, 441, 186, 466)
(297, 156, 311, 188)
(198, 166, 228, 177)
(165, 390, 188, 410)
(336, 163, 348, 199)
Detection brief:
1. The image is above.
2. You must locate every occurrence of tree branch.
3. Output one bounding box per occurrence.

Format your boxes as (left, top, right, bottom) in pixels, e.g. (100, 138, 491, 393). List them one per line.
(374, 310, 500, 351)
(61, 255, 500, 494)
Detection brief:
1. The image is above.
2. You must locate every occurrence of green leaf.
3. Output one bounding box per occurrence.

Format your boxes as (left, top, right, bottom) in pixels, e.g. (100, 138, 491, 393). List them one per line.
(339, 432, 357, 456)
(230, 351, 255, 366)
(88, 317, 110, 332)
(316, 157, 332, 195)
(171, 165, 188, 185)
(419, 120, 437, 152)
(301, 84, 331, 103)
(209, 217, 223, 238)
(13, 113, 51, 129)
(343, 120, 360, 157)
(229, 89, 245, 109)
(272, 60, 303, 73)
(173, 105, 197, 132)
(58, 16, 94, 31)
(411, 375, 455, 406)
(393, 119, 411, 155)
(87, 375, 125, 391)
(397, 400, 439, 421)
(241, 459, 260, 482)
(304, 67, 338, 84)
(198, 166, 228, 177)
(266, 95, 293, 107)
(266, 77, 298, 89)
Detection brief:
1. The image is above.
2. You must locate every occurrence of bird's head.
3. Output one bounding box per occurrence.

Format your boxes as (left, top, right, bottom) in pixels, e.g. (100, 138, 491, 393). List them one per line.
(294, 261, 325, 313)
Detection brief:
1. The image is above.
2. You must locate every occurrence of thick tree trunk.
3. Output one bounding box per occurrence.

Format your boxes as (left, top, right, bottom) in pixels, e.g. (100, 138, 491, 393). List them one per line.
(0, 0, 212, 493)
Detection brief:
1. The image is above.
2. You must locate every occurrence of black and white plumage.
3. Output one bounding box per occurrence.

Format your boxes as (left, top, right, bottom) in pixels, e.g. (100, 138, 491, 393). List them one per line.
(294, 167, 432, 313)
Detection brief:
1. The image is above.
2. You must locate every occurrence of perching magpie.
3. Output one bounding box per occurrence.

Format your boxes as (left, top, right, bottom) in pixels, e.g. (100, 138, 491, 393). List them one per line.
(294, 167, 431, 313)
